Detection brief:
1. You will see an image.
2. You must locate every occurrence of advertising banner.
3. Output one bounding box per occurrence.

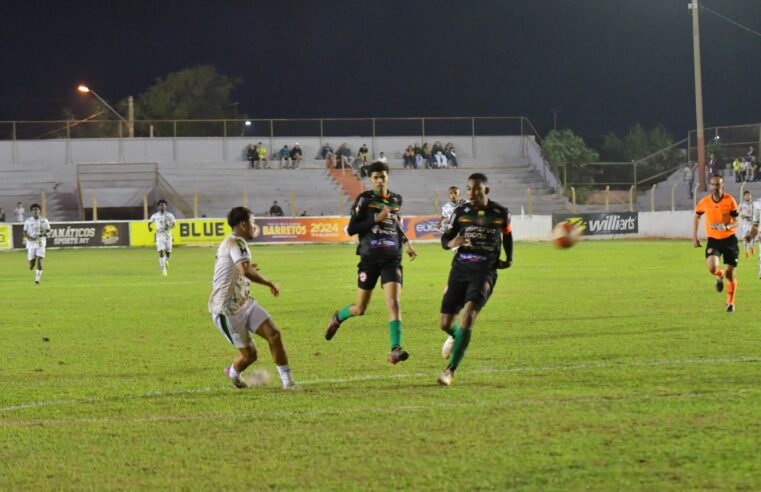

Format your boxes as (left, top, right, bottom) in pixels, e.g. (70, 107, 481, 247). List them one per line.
(130, 218, 233, 247)
(12, 222, 130, 249)
(0, 224, 12, 250)
(402, 216, 443, 241)
(551, 212, 638, 236)
(249, 217, 351, 243)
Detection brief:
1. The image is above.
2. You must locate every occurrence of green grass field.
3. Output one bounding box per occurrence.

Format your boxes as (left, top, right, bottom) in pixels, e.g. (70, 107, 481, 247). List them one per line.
(1, 240, 760, 490)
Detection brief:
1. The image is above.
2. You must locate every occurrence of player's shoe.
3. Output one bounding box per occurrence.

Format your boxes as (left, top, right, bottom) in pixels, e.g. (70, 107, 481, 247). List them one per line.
(752, 247, 756, 255)
(35, 280, 40, 285)
(388, 347, 409, 364)
(162, 269, 168, 277)
(441, 335, 455, 359)
(745, 251, 750, 258)
(726, 304, 735, 313)
(715, 276, 724, 293)
(282, 381, 304, 391)
(224, 367, 247, 389)
(325, 311, 342, 340)
(437, 369, 454, 386)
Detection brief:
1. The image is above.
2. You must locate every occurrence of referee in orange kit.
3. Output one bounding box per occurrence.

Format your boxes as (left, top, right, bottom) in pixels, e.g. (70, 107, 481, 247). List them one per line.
(693, 175, 739, 312)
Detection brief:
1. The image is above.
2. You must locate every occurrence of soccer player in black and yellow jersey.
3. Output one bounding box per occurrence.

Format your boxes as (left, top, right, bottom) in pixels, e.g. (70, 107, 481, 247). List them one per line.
(325, 161, 418, 363)
(693, 174, 739, 312)
(437, 173, 512, 386)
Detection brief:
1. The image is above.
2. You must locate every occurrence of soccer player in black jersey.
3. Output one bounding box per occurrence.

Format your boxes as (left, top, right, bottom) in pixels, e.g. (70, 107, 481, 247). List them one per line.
(325, 161, 418, 363)
(437, 173, 512, 386)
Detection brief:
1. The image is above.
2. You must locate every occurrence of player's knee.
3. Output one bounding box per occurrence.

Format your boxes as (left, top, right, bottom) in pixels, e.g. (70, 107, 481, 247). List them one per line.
(386, 298, 400, 313)
(244, 348, 258, 364)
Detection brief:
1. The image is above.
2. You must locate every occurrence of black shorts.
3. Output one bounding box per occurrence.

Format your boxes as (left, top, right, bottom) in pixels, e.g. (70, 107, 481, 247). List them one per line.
(357, 256, 403, 290)
(705, 236, 739, 266)
(440, 267, 497, 314)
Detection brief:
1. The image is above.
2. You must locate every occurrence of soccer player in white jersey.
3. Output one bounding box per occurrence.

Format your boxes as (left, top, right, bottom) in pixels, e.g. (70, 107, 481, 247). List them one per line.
(739, 190, 755, 258)
(438, 186, 466, 230)
(745, 197, 761, 278)
(147, 200, 176, 276)
(209, 206, 298, 390)
(23, 203, 51, 284)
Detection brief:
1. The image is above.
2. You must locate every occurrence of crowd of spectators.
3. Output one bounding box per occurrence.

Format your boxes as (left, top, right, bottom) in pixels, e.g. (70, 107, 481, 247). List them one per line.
(247, 142, 303, 169)
(731, 147, 759, 182)
(403, 141, 458, 169)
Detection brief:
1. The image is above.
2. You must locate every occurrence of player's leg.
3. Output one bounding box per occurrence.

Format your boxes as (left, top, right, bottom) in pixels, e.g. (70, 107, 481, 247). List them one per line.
(723, 239, 739, 312)
(381, 262, 408, 363)
(27, 246, 35, 270)
(439, 270, 468, 360)
(34, 255, 44, 283)
(213, 311, 257, 388)
(705, 239, 724, 292)
(165, 239, 172, 266)
(325, 260, 379, 340)
(254, 317, 298, 389)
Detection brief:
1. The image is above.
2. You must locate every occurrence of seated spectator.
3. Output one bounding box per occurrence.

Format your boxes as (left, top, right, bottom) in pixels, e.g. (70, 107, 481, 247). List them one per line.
(320, 142, 334, 160)
(403, 145, 416, 169)
(269, 200, 284, 217)
(422, 143, 435, 169)
(256, 142, 270, 169)
(246, 144, 259, 169)
(432, 141, 447, 168)
(290, 143, 303, 169)
(377, 152, 388, 164)
(0, 208, 5, 222)
(413, 143, 423, 169)
(753, 157, 760, 182)
(742, 157, 754, 182)
(336, 143, 354, 169)
(357, 143, 369, 164)
(733, 157, 743, 182)
(277, 145, 292, 169)
(445, 142, 458, 168)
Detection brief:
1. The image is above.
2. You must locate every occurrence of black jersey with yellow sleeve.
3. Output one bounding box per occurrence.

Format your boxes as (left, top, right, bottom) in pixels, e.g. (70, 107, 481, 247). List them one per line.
(441, 200, 512, 271)
(348, 190, 407, 258)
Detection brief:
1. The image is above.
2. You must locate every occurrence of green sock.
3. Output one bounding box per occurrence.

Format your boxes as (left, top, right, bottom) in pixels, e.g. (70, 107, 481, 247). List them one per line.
(389, 320, 402, 349)
(448, 327, 472, 371)
(444, 320, 459, 338)
(337, 305, 353, 322)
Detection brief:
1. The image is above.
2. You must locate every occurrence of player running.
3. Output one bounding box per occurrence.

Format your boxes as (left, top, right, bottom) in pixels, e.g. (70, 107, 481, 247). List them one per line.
(739, 190, 755, 258)
(437, 173, 512, 386)
(743, 194, 761, 278)
(208, 207, 298, 390)
(693, 175, 739, 312)
(438, 185, 467, 230)
(23, 203, 51, 285)
(147, 200, 176, 276)
(324, 161, 418, 364)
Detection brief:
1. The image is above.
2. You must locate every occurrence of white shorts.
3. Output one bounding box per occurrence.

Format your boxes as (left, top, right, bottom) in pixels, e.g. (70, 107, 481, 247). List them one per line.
(212, 300, 270, 349)
(740, 222, 752, 239)
(156, 234, 173, 252)
(27, 243, 46, 260)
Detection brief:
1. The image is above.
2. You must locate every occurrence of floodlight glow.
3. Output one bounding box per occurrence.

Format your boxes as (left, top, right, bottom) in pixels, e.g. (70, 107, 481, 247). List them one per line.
(77, 85, 90, 93)
(245, 120, 252, 126)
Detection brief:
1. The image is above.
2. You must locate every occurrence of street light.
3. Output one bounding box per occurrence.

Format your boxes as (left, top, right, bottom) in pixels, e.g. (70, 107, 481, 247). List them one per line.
(77, 84, 134, 137)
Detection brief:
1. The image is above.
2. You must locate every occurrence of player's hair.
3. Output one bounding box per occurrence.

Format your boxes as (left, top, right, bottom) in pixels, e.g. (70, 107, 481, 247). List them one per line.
(367, 161, 389, 175)
(710, 174, 723, 181)
(743, 190, 751, 195)
(30, 203, 41, 211)
(468, 173, 488, 184)
(227, 206, 253, 227)
(157, 199, 168, 206)
(448, 185, 459, 192)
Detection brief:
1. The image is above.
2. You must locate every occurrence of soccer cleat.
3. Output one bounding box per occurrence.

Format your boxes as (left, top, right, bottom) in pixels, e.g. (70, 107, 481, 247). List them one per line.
(715, 277, 724, 293)
(325, 311, 342, 340)
(224, 367, 247, 389)
(35, 280, 40, 285)
(726, 304, 735, 313)
(437, 369, 454, 386)
(282, 381, 304, 392)
(388, 347, 409, 364)
(162, 269, 168, 277)
(441, 335, 455, 359)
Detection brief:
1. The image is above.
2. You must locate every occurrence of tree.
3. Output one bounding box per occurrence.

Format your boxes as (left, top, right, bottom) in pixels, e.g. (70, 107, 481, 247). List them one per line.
(543, 129, 598, 176)
(600, 124, 682, 184)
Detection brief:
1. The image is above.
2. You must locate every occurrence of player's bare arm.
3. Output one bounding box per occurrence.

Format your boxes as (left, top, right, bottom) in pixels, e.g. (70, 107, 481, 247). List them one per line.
(237, 261, 279, 297)
(693, 214, 702, 247)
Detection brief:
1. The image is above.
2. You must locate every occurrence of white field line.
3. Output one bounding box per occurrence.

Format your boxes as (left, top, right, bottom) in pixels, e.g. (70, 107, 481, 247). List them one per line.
(2, 389, 758, 428)
(0, 355, 758, 415)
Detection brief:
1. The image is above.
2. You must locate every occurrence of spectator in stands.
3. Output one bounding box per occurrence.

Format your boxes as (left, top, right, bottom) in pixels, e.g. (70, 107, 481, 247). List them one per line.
(246, 144, 259, 169)
(357, 143, 369, 164)
(413, 143, 424, 169)
(277, 145, 292, 169)
(432, 141, 447, 168)
(403, 145, 415, 169)
(683, 162, 696, 198)
(290, 143, 303, 169)
(257, 143, 270, 169)
(445, 142, 459, 169)
(422, 143, 435, 169)
(752, 156, 760, 182)
(269, 201, 284, 217)
(742, 157, 754, 182)
(0, 208, 5, 222)
(320, 142, 334, 160)
(707, 153, 718, 179)
(733, 157, 743, 182)
(14, 202, 24, 222)
(336, 143, 354, 169)
(377, 152, 388, 164)
(747, 146, 755, 160)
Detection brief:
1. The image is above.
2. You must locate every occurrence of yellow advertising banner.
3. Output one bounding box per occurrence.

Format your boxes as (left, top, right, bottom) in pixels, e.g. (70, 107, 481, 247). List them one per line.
(0, 224, 12, 249)
(130, 219, 233, 247)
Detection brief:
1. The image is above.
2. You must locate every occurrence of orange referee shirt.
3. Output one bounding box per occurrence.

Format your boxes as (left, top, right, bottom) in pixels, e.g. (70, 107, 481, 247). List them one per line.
(695, 193, 738, 239)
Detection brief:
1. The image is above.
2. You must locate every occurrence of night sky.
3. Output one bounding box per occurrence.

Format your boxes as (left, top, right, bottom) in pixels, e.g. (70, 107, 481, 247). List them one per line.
(1, 0, 759, 141)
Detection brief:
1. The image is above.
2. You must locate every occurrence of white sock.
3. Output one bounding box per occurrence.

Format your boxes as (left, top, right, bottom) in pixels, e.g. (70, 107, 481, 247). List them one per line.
(276, 364, 292, 386)
(159, 257, 165, 269)
(35, 270, 42, 281)
(228, 365, 239, 378)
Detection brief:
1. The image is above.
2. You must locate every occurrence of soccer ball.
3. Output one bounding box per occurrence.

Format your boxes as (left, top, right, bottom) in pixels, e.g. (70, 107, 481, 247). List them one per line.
(552, 221, 581, 248)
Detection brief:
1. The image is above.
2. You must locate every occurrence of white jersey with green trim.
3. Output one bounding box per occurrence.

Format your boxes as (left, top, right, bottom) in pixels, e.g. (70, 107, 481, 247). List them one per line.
(148, 211, 176, 238)
(23, 216, 51, 248)
(739, 201, 753, 223)
(208, 233, 253, 315)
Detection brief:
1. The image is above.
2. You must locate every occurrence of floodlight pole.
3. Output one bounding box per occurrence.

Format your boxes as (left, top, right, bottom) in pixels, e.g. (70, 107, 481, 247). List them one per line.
(690, 0, 706, 191)
(82, 87, 134, 138)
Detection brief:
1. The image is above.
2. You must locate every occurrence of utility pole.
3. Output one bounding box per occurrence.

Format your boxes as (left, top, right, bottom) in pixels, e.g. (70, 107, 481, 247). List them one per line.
(128, 96, 135, 138)
(550, 108, 560, 131)
(690, 0, 706, 191)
